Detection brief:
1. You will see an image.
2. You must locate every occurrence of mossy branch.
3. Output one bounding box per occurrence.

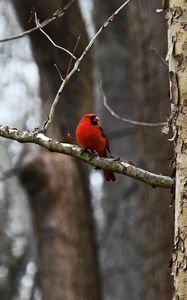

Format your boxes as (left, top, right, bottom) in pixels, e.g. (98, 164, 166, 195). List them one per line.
(0, 125, 174, 188)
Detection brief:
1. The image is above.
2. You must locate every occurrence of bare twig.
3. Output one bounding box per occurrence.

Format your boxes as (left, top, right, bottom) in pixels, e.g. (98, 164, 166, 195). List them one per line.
(0, 0, 75, 43)
(54, 64, 64, 81)
(41, 0, 132, 132)
(0, 125, 174, 188)
(64, 35, 80, 78)
(156, 0, 169, 12)
(151, 48, 168, 67)
(34, 12, 76, 59)
(41, 35, 80, 131)
(101, 82, 167, 127)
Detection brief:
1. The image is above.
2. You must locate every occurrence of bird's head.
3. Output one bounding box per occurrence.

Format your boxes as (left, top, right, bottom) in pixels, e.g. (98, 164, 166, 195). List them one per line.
(81, 114, 101, 125)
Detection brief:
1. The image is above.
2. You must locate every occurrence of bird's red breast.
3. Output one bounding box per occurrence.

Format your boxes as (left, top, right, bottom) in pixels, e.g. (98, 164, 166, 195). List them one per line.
(76, 113, 116, 182)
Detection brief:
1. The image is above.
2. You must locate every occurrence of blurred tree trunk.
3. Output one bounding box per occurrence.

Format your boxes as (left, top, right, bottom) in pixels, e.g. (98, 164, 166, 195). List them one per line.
(168, 1, 187, 299)
(93, 2, 142, 300)
(12, 1, 101, 299)
(128, 2, 174, 300)
(94, 1, 173, 300)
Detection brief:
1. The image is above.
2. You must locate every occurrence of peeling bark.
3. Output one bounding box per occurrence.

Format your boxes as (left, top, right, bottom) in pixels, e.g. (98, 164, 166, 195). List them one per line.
(168, 1, 187, 299)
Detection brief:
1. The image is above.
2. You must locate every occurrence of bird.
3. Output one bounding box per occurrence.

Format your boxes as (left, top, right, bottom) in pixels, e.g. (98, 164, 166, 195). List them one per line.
(76, 113, 116, 182)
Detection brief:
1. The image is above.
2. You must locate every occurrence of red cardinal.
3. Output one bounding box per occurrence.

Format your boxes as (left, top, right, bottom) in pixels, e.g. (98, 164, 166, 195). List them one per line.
(76, 113, 116, 182)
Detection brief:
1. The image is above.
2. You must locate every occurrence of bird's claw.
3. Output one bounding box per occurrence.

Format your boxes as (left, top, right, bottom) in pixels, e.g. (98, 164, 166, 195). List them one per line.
(109, 155, 121, 161)
(80, 148, 91, 155)
(109, 156, 135, 166)
(80, 148, 98, 157)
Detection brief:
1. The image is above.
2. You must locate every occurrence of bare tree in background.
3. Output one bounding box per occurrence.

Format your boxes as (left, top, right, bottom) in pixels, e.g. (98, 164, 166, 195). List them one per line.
(128, 2, 174, 300)
(2, 0, 186, 299)
(11, 0, 101, 299)
(93, 1, 173, 300)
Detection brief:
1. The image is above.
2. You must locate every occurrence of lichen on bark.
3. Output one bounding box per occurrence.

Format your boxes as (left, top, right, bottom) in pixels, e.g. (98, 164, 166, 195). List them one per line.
(168, 1, 187, 299)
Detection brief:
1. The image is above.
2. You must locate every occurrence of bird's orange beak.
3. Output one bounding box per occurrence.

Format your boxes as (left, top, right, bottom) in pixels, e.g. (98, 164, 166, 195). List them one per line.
(95, 116, 100, 122)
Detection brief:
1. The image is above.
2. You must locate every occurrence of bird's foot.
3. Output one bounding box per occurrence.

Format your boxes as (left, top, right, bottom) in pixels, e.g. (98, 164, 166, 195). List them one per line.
(80, 148, 98, 157)
(108, 156, 135, 166)
(108, 155, 121, 161)
(126, 160, 135, 166)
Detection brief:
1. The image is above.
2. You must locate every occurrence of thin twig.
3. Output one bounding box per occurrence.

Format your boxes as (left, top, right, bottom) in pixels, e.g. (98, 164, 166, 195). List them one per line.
(0, 0, 75, 43)
(41, 35, 80, 131)
(41, 0, 132, 132)
(64, 35, 80, 79)
(54, 64, 64, 81)
(101, 82, 167, 127)
(34, 12, 76, 59)
(151, 48, 168, 67)
(0, 125, 174, 189)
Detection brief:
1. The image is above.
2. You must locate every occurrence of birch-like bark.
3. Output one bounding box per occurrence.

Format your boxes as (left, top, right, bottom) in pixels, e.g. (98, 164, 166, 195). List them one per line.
(168, 1, 187, 299)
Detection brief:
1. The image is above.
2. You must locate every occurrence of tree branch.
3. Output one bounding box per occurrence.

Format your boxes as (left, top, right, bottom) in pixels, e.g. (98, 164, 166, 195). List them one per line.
(0, 0, 75, 43)
(101, 82, 167, 127)
(41, 0, 132, 132)
(34, 12, 76, 59)
(0, 125, 174, 189)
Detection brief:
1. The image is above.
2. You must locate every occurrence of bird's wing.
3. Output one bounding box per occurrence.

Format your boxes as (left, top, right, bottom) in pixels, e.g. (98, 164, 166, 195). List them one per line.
(98, 125, 110, 153)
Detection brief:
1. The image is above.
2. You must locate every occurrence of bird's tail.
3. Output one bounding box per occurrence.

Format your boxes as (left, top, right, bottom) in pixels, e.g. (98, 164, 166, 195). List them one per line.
(103, 170, 116, 182)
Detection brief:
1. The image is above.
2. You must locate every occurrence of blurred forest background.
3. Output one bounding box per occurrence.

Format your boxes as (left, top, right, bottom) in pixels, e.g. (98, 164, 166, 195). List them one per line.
(0, 0, 174, 300)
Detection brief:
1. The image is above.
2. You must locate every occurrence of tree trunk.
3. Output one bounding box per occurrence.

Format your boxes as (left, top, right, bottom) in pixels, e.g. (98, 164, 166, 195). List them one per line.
(20, 151, 100, 300)
(128, 2, 174, 300)
(168, 1, 187, 299)
(12, 1, 101, 299)
(93, 3, 142, 300)
(93, 1, 173, 300)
